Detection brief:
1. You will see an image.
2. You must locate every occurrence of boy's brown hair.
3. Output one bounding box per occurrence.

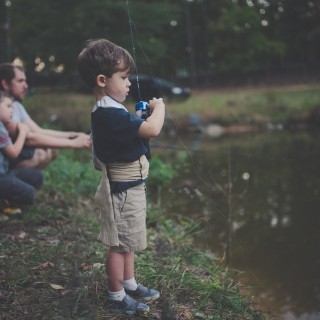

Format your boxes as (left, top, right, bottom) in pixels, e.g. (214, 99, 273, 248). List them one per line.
(77, 39, 135, 89)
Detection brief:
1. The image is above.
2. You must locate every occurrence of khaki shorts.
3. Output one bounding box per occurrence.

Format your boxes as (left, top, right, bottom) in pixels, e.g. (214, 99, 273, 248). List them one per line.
(110, 183, 147, 252)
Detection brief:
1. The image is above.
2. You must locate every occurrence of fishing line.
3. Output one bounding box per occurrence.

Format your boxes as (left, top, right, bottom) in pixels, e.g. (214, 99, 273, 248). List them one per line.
(125, 1, 167, 104)
(126, 0, 142, 101)
(124, 2, 245, 266)
(125, 2, 255, 268)
(125, 0, 212, 191)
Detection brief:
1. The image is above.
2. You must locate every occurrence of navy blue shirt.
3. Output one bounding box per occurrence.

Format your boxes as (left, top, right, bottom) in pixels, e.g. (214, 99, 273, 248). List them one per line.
(91, 106, 147, 164)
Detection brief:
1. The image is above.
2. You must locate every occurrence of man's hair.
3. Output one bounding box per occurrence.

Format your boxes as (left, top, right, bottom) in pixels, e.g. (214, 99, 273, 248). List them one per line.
(77, 39, 135, 89)
(0, 63, 24, 90)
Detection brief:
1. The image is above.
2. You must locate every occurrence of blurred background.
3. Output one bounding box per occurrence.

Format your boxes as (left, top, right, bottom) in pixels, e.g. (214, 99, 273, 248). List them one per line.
(1, 0, 319, 90)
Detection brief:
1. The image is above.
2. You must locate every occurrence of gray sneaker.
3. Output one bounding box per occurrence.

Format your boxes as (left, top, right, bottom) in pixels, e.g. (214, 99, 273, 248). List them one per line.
(106, 294, 150, 315)
(125, 284, 160, 302)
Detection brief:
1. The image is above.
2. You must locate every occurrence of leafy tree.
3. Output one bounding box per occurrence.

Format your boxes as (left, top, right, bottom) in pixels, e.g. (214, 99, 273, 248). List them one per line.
(212, 3, 285, 77)
(9, 0, 183, 80)
(263, 0, 320, 75)
(2, 0, 319, 87)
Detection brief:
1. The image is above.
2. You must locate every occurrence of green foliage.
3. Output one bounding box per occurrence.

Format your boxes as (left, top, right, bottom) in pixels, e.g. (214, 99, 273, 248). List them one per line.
(9, 0, 183, 78)
(3, 0, 319, 85)
(213, 4, 285, 74)
(148, 155, 177, 188)
(43, 149, 100, 196)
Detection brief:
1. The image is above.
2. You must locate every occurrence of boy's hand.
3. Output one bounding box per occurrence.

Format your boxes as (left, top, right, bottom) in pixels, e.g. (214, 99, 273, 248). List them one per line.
(138, 97, 165, 139)
(147, 98, 165, 112)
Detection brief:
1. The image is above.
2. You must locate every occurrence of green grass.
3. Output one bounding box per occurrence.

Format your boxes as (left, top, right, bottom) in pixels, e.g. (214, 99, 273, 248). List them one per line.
(0, 149, 267, 319)
(169, 84, 320, 126)
(23, 83, 320, 132)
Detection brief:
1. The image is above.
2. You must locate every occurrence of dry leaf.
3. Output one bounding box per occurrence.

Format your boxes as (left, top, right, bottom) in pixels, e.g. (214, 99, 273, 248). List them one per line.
(92, 263, 105, 269)
(42, 261, 54, 268)
(50, 283, 64, 290)
(32, 261, 54, 270)
(17, 231, 27, 239)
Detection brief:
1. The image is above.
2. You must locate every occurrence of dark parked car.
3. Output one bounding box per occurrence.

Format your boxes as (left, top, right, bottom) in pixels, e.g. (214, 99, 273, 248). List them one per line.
(128, 74, 191, 102)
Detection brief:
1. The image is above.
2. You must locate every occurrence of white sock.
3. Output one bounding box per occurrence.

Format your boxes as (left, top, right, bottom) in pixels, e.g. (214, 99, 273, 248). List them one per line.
(108, 288, 126, 301)
(123, 278, 138, 291)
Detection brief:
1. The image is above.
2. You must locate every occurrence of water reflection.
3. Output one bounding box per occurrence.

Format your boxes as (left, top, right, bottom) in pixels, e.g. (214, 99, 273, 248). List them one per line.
(154, 130, 320, 320)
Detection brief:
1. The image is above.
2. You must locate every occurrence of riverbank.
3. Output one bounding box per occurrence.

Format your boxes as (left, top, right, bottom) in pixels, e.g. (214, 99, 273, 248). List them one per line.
(0, 149, 268, 319)
(167, 83, 320, 136)
(3, 83, 315, 319)
(23, 82, 320, 135)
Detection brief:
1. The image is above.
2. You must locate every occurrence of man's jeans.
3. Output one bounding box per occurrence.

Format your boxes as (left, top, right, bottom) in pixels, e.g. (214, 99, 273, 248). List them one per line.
(0, 168, 43, 205)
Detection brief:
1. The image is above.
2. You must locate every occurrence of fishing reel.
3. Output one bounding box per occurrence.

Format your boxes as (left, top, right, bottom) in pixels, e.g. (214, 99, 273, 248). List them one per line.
(135, 101, 150, 120)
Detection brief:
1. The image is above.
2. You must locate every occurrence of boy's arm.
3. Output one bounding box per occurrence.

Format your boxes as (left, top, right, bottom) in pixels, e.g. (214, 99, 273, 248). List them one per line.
(137, 98, 165, 138)
(3, 123, 29, 159)
(25, 131, 91, 149)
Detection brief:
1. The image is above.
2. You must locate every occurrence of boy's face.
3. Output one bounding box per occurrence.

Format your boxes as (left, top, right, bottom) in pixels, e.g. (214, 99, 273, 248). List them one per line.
(0, 97, 13, 124)
(104, 69, 131, 103)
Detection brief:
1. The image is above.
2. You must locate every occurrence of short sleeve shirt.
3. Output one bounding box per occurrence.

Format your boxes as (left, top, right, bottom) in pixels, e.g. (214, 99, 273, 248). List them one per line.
(0, 122, 12, 175)
(12, 101, 30, 123)
(91, 97, 147, 164)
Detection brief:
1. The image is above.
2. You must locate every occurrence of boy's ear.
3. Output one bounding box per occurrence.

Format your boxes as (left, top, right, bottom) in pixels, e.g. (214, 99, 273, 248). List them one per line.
(96, 74, 106, 88)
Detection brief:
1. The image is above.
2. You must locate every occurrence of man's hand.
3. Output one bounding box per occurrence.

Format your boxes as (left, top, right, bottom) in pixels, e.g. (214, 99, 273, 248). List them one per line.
(71, 134, 91, 149)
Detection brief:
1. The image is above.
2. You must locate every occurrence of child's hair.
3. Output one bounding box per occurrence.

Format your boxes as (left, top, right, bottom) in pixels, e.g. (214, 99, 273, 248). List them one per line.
(77, 38, 135, 89)
(0, 90, 12, 105)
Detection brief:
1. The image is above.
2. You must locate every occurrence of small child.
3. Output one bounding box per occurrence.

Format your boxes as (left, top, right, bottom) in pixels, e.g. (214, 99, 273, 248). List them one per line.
(0, 91, 43, 222)
(78, 39, 165, 315)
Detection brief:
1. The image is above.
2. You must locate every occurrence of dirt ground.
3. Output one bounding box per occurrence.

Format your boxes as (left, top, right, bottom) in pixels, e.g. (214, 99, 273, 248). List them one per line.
(0, 207, 206, 320)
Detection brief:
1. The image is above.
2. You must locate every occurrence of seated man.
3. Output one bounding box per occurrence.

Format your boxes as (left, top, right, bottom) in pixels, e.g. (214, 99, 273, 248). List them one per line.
(0, 63, 91, 169)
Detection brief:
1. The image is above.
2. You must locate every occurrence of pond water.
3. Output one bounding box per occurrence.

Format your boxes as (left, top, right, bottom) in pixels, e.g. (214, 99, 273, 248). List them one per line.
(154, 129, 320, 320)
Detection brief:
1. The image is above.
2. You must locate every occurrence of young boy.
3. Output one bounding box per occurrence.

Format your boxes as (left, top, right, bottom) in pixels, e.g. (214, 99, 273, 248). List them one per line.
(0, 91, 43, 222)
(77, 39, 165, 315)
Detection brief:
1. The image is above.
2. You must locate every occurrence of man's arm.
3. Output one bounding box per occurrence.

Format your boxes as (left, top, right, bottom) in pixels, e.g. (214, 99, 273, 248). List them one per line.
(25, 131, 91, 149)
(25, 117, 86, 139)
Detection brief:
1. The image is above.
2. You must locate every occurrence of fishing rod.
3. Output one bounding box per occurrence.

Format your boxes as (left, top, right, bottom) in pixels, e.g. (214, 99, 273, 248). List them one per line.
(124, 0, 213, 189)
(125, 0, 150, 119)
